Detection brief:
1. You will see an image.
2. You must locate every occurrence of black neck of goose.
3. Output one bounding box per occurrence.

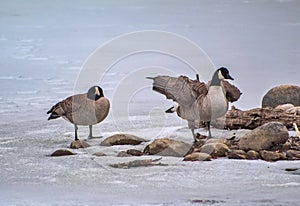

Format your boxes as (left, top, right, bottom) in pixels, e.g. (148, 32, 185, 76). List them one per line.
(210, 70, 221, 86)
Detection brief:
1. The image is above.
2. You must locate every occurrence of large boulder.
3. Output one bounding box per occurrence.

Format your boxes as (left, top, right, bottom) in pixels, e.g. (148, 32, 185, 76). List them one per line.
(200, 143, 229, 158)
(143, 138, 191, 157)
(100, 134, 148, 146)
(238, 122, 289, 152)
(262, 85, 300, 108)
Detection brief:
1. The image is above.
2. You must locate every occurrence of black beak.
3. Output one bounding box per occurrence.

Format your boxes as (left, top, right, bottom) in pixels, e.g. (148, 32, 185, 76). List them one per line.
(227, 74, 234, 80)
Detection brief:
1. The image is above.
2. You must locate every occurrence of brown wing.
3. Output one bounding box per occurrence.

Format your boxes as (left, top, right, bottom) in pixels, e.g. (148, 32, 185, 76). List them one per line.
(47, 94, 84, 120)
(149, 75, 208, 106)
(221, 80, 242, 102)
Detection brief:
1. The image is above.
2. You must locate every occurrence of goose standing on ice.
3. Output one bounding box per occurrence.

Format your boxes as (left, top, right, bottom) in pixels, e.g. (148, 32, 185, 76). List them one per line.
(47, 86, 110, 141)
(148, 67, 241, 141)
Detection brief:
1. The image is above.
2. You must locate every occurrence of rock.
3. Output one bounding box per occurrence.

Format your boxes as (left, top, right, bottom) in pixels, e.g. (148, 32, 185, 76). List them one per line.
(117, 149, 143, 157)
(227, 150, 247, 159)
(92, 152, 107, 157)
(51, 149, 75, 156)
(117, 151, 132, 157)
(238, 122, 289, 152)
(185, 140, 206, 156)
(205, 138, 226, 144)
(70, 140, 90, 149)
(260, 150, 286, 161)
(143, 138, 192, 157)
(286, 106, 300, 115)
(281, 141, 292, 151)
(100, 134, 148, 146)
(262, 85, 300, 108)
(200, 143, 229, 158)
(286, 150, 300, 160)
(126, 149, 143, 156)
(183, 152, 211, 161)
(275, 103, 294, 111)
(246, 150, 260, 160)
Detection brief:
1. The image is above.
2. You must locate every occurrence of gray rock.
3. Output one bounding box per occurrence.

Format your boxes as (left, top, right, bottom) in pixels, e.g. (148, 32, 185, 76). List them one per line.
(100, 134, 148, 146)
(183, 152, 212, 161)
(262, 85, 300, 108)
(51, 149, 75, 157)
(260, 150, 286, 161)
(238, 122, 289, 152)
(200, 143, 229, 158)
(143, 138, 192, 157)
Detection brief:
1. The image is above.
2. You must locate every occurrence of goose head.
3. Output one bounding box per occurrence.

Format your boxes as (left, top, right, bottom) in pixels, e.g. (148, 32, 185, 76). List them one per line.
(87, 86, 104, 100)
(218, 67, 234, 80)
(211, 67, 234, 86)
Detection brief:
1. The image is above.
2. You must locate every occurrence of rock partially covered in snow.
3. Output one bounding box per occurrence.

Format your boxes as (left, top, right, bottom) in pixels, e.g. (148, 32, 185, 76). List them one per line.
(143, 138, 191, 157)
(262, 85, 300, 108)
(92, 152, 107, 157)
(238, 122, 289, 152)
(100, 134, 148, 146)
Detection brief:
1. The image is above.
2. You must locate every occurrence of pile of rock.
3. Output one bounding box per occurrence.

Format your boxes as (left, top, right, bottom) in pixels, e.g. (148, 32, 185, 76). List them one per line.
(50, 123, 300, 162)
(184, 122, 300, 162)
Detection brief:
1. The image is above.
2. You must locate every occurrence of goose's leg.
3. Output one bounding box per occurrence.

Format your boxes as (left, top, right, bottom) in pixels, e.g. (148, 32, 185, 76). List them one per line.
(188, 120, 198, 142)
(88, 125, 93, 139)
(207, 121, 212, 139)
(74, 124, 79, 141)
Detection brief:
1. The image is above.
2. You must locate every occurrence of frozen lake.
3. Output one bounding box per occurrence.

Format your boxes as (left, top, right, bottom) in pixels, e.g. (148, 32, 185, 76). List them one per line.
(1, 0, 300, 205)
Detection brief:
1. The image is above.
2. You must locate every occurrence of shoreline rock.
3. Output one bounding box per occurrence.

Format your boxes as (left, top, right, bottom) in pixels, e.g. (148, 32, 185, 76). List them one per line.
(143, 138, 191, 157)
(238, 122, 289, 152)
(100, 134, 148, 146)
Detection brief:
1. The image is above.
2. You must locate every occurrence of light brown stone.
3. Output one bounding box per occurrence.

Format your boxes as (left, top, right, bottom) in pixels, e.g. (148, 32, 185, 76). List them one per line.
(70, 140, 90, 149)
(183, 152, 211, 161)
(51, 149, 75, 157)
(200, 143, 229, 158)
(260, 150, 286, 161)
(143, 138, 191, 157)
(100, 134, 148, 146)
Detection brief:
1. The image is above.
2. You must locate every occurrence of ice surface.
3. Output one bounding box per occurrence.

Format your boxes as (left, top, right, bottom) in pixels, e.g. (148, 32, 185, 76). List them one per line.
(1, 0, 300, 205)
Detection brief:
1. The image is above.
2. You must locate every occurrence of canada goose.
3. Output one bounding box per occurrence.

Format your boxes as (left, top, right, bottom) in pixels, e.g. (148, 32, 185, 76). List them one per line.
(47, 86, 110, 141)
(148, 67, 241, 141)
